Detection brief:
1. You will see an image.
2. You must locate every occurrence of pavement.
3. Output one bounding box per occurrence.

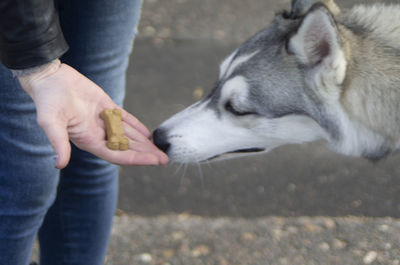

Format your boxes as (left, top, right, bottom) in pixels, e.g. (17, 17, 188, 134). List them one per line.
(34, 0, 400, 264)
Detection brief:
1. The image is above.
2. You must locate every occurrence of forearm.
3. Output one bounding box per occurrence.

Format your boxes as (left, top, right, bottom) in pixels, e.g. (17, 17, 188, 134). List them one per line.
(0, 0, 68, 69)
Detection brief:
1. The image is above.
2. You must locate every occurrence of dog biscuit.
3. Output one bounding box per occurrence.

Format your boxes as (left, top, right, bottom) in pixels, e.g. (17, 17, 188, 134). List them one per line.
(100, 108, 129, 151)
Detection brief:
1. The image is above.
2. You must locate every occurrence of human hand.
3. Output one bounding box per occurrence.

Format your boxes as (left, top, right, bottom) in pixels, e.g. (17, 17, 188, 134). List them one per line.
(18, 60, 168, 169)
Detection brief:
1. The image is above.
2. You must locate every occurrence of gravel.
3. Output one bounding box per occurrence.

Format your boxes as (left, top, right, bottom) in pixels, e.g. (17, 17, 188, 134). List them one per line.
(104, 214, 400, 265)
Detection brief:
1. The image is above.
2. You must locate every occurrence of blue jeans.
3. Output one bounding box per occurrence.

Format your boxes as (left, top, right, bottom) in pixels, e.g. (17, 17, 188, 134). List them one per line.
(0, 0, 142, 264)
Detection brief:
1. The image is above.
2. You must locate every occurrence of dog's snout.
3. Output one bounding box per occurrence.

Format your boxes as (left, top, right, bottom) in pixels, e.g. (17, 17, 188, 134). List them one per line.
(153, 128, 171, 154)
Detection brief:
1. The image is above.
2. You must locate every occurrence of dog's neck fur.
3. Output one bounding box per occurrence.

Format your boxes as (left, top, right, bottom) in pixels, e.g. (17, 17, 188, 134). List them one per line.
(329, 5, 400, 159)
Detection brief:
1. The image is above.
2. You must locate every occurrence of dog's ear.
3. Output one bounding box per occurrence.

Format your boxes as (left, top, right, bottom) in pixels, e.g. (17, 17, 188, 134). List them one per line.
(288, 4, 346, 85)
(290, 0, 340, 17)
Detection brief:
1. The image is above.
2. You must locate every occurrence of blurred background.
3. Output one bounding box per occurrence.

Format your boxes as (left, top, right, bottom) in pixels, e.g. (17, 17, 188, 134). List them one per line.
(112, 0, 400, 264)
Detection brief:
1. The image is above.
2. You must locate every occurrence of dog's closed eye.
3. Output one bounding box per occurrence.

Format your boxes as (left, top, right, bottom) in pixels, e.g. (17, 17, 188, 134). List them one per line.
(224, 101, 258, 116)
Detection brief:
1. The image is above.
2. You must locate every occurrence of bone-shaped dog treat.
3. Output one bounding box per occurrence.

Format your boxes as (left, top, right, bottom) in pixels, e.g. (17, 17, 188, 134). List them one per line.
(100, 108, 129, 151)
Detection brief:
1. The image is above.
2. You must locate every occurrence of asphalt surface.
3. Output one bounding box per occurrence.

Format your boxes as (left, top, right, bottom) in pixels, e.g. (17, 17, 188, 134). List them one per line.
(32, 0, 400, 264)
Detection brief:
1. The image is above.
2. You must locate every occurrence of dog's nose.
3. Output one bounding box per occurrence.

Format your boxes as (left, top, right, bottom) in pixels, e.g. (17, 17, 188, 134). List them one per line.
(152, 128, 171, 154)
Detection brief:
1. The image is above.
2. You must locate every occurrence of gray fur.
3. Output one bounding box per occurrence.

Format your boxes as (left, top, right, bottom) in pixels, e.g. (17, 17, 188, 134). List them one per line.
(291, 0, 340, 17)
(154, 0, 400, 162)
(208, 4, 341, 139)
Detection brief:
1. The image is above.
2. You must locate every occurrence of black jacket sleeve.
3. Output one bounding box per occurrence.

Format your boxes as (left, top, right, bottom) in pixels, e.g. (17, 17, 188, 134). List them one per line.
(0, 0, 69, 69)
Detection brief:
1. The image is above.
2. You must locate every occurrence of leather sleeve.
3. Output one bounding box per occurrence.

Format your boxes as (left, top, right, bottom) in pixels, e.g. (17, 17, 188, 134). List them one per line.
(0, 0, 69, 69)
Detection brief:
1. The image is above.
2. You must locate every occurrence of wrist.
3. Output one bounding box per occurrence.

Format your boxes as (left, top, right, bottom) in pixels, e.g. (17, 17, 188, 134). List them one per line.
(14, 59, 62, 96)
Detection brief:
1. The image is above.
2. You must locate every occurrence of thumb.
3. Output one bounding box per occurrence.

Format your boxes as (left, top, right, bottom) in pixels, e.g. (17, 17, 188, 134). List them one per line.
(38, 119, 71, 169)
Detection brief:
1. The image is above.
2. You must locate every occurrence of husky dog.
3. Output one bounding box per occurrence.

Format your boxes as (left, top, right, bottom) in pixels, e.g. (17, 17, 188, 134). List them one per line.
(153, 0, 400, 163)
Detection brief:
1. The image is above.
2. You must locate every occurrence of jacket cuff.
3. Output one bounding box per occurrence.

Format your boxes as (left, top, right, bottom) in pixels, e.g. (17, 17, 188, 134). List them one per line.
(0, 29, 69, 70)
(10, 59, 61, 77)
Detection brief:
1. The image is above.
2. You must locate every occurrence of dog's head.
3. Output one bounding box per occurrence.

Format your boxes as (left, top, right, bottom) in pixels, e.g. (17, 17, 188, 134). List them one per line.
(154, 0, 347, 163)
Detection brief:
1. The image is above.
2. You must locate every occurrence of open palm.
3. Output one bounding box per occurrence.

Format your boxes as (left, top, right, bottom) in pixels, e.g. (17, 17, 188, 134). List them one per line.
(20, 63, 168, 169)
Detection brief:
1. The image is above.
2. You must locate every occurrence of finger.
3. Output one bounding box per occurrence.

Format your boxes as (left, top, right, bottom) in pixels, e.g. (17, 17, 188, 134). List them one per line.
(129, 140, 169, 165)
(124, 124, 169, 164)
(156, 151, 169, 165)
(123, 123, 169, 162)
(123, 122, 152, 144)
(92, 142, 162, 166)
(118, 151, 161, 166)
(120, 109, 151, 138)
(38, 119, 72, 169)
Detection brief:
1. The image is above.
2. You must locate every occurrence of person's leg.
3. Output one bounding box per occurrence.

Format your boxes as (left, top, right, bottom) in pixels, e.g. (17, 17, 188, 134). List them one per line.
(0, 63, 60, 265)
(38, 1, 143, 264)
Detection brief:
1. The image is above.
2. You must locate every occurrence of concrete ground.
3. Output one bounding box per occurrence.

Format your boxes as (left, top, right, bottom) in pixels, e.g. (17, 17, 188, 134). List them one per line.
(34, 0, 400, 264)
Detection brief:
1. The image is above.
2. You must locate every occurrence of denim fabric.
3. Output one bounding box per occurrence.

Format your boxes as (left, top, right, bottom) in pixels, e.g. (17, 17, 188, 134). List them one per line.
(0, 0, 142, 264)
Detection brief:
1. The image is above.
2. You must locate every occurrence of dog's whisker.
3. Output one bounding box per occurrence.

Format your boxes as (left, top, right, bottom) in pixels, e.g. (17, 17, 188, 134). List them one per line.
(179, 163, 189, 187)
(195, 162, 205, 189)
(172, 162, 185, 177)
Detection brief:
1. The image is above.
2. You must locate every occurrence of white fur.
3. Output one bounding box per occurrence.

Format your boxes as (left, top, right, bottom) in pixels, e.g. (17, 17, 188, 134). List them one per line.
(158, 75, 328, 162)
(219, 50, 237, 79)
(219, 51, 259, 79)
(220, 76, 250, 107)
